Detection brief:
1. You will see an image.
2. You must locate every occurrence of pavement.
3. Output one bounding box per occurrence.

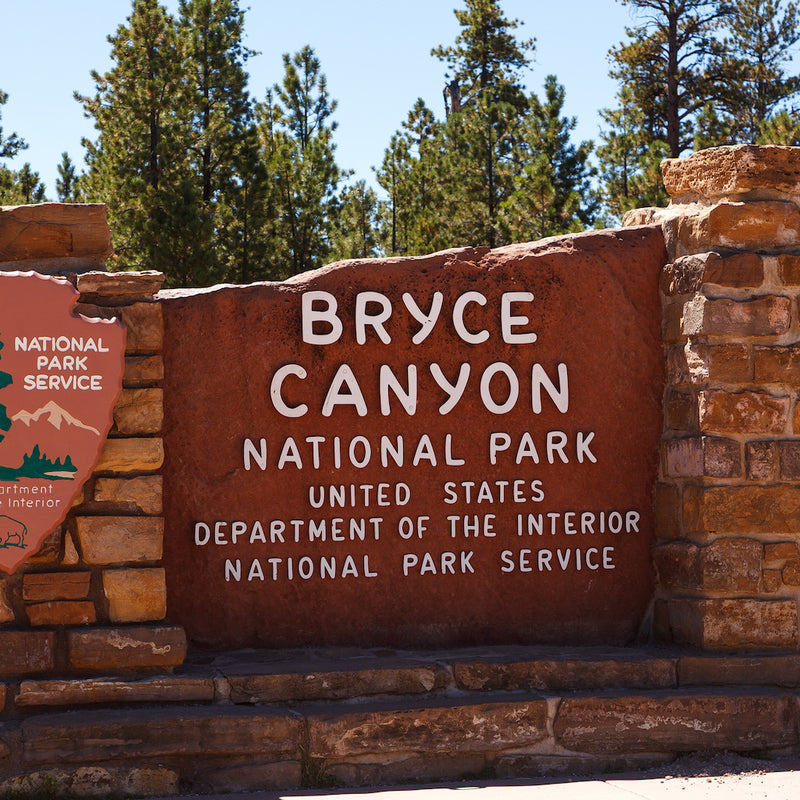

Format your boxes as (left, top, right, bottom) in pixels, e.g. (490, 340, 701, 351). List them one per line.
(150, 758, 800, 800)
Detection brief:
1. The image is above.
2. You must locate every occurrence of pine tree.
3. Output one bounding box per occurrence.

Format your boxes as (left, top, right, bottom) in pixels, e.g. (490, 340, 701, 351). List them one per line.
(431, 0, 536, 248)
(56, 152, 80, 202)
(502, 76, 595, 240)
(710, 0, 800, 143)
(257, 46, 344, 276)
(330, 180, 381, 260)
(607, 0, 732, 158)
(0, 90, 26, 161)
(77, 0, 197, 281)
(178, 0, 256, 281)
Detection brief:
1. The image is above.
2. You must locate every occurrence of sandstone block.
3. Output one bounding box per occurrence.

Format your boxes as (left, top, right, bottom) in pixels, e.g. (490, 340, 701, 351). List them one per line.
(554, 691, 798, 753)
(22, 705, 299, 763)
(452, 657, 675, 692)
(779, 440, 800, 479)
(76, 271, 165, 303)
(778, 253, 800, 285)
(0, 631, 56, 676)
(103, 568, 166, 623)
(683, 296, 792, 338)
(765, 542, 800, 561)
(93, 476, 163, 515)
(75, 302, 163, 354)
(662, 252, 764, 294)
(661, 145, 800, 200)
(746, 441, 777, 481)
(63, 534, 80, 566)
(670, 201, 800, 253)
(95, 438, 164, 474)
(75, 517, 163, 565)
(708, 344, 752, 383)
(227, 665, 448, 704)
(755, 343, 800, 384)
(113, 388, 163, 435)
(0, 203, 112, 271)
(667, 598, 798, 650)
(27, 528, 62, 565)
(655, 482, 682, 541)
(782, 559, 800, 585)
(308, 700, 549, 758)
(653, 542, 701, 590)
(123, 355, 164, 387)
(666, 343, 708, 386)
(664, 437, 741, 479)
(796, 402, 800, 435)
(666, 390, 697, 432)
(701, 538, 762, 592)
(26, 601, 96, 627)
(16, 676, 214, 708)
(67, 625, 186, 672)
(763, 569, 782, 593)
(0, 580, 14, 623)
(684, 484, 800, 536)
(22, 572, 91, 602)
(698, 390, 790, 435)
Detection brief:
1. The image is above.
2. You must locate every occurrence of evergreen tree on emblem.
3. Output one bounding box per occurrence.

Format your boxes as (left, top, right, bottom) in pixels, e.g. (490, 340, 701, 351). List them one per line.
(0, 334, 12, 443)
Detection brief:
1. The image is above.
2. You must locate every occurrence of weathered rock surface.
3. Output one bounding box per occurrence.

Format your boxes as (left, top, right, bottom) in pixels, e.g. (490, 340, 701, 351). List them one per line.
(0, 204, 112, 271)
(662, 144, 800, 200)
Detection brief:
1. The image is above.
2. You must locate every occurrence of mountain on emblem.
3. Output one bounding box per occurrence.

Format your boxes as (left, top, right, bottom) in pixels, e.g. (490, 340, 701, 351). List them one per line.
(11, 401, 101, 436)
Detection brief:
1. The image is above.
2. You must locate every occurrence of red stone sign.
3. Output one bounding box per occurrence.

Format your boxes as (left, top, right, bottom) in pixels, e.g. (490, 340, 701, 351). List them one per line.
(163, 229, 666, 649)
(0, 272, 125, 573)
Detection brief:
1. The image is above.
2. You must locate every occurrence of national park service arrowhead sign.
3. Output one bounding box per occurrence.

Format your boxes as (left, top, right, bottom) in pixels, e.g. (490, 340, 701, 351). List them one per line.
(0, 272, 125, 573)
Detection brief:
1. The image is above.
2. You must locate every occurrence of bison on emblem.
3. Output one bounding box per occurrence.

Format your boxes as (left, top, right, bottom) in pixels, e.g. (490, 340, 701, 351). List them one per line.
(0, 515, 26, 549)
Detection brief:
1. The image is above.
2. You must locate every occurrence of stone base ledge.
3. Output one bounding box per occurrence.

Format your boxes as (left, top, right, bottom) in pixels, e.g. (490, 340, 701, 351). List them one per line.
(1, 645, 799, 794)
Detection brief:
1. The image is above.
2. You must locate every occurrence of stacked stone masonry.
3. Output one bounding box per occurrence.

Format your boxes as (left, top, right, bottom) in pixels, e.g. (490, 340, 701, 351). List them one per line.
(625, 145, 800, 651)
(0, 206, 184, 685)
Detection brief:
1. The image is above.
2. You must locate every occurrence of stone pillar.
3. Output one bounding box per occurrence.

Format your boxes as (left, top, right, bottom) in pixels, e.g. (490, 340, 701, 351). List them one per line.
(0, 204, 185, 679)
(627, 145, 800, 651)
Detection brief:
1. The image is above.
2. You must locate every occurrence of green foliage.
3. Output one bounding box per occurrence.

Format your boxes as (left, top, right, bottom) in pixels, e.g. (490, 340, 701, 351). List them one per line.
(56, 152, 81, 202)
(0, 89, 26, 161)
(711, 0, 800, 143)
(255, 46, 345, 277)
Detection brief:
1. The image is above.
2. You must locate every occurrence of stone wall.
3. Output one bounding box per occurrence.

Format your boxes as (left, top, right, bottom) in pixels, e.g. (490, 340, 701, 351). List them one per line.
(625, 145, 800, 651)
(0, 205, 184, 683)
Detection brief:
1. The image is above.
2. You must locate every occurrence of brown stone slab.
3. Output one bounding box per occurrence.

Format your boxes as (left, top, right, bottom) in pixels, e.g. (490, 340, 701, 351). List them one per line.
(75, 302, 163, 354)
(76, 271, 165, 303)
(102, 567, 166, 623)
(67, 625, 186, 672)
(124, 355, 164, 387)
(684, 485, 800, 536)
(0, 631, 55, 676)
(554, 691, 799, 754)
(667, 598, 799, 650)
(22, 572, 92, 602)
(0, 203, 112, 270)
(678, 655, 800, 687)
(662, 145, 800, 199)
(92, 476, 163, 515)
(163, 228, 665, 649)
(452, 655, 676, 692)
(226, 664, 449, 704)
(75, 516, 163, 564)
(112, 388, 163, 434)
(95, 438, 164, 474)
(21, 705, 300, 764)
(15, 675, 214, 707)
(308, 697, 549, 758)
(26, 600, 96, 627)
(670, 201, 800, 253)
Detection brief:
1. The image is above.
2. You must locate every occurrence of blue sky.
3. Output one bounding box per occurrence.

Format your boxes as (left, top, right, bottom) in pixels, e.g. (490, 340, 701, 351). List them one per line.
(0, 0, 633, 196)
